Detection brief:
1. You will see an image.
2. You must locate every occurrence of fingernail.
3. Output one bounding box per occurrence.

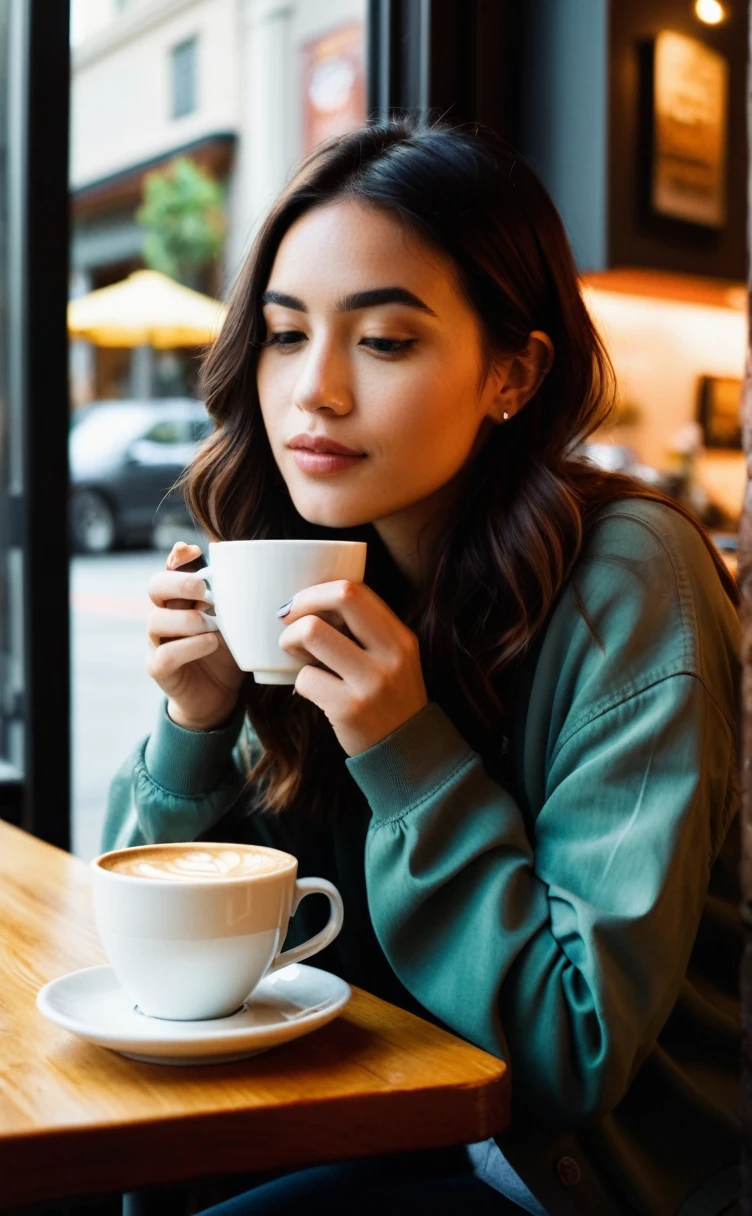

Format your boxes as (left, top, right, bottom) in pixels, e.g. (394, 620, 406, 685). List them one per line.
(276, 599, 293, 619)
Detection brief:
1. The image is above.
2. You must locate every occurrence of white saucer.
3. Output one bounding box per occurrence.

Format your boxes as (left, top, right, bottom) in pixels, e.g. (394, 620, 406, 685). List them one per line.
(37, 963, 351, 1065)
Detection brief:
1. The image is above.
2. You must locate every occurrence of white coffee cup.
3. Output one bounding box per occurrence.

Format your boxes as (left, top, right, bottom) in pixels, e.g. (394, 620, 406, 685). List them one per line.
(90, 842, 344, 1021)
(194, 539, 367, 684)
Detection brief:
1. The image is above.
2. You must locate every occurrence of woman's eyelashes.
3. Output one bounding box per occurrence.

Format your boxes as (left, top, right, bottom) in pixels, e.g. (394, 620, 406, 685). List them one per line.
(262, 330, 416, 359)
(262, 330, 305, 348)
(365, 337, 416, 357)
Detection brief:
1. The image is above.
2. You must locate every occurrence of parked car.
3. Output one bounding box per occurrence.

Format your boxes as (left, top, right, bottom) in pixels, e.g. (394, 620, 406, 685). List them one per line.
(69, 398, 212, 553)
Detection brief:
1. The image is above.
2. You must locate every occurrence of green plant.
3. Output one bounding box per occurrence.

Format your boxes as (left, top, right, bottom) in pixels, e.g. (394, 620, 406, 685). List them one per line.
(136, 157, 225, 285)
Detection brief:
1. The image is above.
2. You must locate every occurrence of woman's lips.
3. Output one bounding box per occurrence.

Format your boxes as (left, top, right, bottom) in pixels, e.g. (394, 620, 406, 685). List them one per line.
(291, 449, 367, 474)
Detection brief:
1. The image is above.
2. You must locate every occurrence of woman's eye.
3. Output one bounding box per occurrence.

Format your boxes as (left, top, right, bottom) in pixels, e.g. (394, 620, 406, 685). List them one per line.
(264, 331, 306, 349)
(262, 332, 414, 358)
(361, 337, 415, 357)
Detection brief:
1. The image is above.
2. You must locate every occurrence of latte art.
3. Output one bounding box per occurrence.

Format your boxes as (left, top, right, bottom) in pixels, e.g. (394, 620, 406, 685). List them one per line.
(102, 846, 289, 881)
(91, 838, 343, 1021)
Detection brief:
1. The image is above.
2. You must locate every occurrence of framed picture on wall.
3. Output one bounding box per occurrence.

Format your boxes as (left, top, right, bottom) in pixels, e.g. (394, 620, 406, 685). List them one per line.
(697, 375, 742, 449)
(650, 31, 729, 228)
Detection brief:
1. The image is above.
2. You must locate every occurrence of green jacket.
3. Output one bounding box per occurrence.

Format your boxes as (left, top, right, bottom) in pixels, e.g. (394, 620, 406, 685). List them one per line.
(102, 500, 741, 1216)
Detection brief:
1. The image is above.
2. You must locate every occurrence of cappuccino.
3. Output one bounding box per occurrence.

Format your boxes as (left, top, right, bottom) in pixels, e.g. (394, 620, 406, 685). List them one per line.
(100, 844, 291, 882)
(91, 840, 344, 1020)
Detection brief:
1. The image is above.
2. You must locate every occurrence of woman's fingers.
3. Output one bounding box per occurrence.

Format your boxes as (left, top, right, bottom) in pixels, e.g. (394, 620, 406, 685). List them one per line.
(279, 614, 365, 682)
(146, 632, 218, 683)
(280, 580, 401, 654)
(147, 606, 216, 646)
(167, 541, 203, 571)
(158, 543, 208, 609)
(148, 570, 210, 610)
(294, 662, 352, 712)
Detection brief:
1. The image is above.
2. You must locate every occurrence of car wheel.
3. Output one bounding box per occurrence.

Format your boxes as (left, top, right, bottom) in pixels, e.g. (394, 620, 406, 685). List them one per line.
(70, 489, 118, 554)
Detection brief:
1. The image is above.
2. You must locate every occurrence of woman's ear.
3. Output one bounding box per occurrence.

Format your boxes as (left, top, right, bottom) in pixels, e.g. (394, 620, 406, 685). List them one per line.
(488, 330, 554, 423)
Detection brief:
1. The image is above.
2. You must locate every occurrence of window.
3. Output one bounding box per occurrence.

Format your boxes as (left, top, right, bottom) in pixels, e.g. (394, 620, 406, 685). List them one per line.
(68, 3, 365, 861)
(171, 36, 197, 119)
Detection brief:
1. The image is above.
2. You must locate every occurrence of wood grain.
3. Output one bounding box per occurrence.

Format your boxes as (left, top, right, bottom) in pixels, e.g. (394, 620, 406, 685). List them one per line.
(0, 822, 509, 1207)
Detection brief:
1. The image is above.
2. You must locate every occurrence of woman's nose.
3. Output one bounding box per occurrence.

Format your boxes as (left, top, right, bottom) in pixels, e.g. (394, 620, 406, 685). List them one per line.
(292, 344, 352, 415)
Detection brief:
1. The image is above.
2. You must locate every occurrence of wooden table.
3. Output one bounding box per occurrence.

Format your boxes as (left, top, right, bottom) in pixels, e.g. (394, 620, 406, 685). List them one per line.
(0, 822, 509, 1209)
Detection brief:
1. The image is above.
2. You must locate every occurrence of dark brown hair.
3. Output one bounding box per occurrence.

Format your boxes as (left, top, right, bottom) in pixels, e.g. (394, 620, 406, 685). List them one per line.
(182, 116, 737, 822)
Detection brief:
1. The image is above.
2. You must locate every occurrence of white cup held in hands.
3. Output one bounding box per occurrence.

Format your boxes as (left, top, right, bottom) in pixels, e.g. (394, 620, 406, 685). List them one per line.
(194, 538, 367, 685)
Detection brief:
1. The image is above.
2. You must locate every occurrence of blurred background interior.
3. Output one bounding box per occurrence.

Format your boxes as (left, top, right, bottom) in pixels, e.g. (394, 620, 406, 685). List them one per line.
(0, 0, 747, 861)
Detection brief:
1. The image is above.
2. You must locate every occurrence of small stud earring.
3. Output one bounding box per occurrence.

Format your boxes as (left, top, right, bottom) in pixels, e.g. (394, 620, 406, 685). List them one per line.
(502, 411, 509, 421)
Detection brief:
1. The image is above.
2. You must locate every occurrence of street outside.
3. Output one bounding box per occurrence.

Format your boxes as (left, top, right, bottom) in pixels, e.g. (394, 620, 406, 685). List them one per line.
(71, 540, 203, 862)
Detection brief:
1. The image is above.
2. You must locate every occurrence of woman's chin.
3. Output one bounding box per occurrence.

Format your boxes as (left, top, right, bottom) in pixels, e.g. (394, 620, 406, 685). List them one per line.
(292, 500, 375, 531)
(302, 510, 375, 531)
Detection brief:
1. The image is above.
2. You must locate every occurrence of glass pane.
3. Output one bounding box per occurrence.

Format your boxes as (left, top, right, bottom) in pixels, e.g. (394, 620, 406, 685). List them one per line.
(69, 0, 367, 860)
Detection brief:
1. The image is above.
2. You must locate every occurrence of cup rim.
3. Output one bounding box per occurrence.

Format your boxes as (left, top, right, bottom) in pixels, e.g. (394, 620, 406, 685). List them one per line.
(90, 841, 298, 885)
(208, 539, 367, 549)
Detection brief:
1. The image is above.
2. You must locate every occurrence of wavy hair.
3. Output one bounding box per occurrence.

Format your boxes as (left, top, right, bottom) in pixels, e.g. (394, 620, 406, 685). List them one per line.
(181, 116, 737, 822)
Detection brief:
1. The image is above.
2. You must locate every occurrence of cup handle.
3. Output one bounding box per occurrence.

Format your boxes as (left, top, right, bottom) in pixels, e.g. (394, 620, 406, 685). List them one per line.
(269, 877, 344, 973)
(193, 564, 220, 632)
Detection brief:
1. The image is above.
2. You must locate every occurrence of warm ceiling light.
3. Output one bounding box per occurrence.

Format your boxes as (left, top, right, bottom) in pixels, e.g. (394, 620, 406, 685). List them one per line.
(694, 0, 726, 24)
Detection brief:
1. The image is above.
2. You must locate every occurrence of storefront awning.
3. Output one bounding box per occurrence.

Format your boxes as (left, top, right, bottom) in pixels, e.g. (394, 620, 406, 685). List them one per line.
(67, 269, 227, 348)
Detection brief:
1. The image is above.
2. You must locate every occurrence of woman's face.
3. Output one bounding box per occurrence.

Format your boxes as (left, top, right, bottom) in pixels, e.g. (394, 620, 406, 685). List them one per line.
(256, 198, 505, 534)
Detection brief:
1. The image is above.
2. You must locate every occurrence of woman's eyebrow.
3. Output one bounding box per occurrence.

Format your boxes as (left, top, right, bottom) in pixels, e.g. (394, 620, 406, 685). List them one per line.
(260, 287, 438, 317)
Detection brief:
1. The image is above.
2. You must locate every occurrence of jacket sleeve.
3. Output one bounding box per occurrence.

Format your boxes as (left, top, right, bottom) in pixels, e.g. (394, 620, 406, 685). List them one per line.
(347, 505, 739, 1129)
(101, 698, 258, 853)
(347, 674, 735, 1130)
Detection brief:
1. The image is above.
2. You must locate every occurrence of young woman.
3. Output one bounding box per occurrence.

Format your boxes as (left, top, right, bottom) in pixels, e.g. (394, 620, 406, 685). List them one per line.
(104, 119, 741, 1216)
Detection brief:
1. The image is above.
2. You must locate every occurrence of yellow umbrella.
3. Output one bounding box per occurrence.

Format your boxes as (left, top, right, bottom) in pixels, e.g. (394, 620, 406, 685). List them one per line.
(67, 269, 227, 348)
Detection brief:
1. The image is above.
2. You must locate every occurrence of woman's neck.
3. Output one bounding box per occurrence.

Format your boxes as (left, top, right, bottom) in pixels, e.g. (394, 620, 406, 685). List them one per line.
(373, 474, 465, 587)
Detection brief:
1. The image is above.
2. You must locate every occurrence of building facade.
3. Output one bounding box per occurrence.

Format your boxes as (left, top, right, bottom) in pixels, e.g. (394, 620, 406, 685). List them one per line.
(69, 0, 366, 400)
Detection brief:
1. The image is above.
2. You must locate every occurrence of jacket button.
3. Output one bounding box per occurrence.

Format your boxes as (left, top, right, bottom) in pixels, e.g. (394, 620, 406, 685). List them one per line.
(557, 1156, 581, 1187)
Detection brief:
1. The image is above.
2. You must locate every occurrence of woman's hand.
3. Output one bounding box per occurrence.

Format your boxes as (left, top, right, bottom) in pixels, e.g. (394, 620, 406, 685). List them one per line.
(146, 541, 246, 732)
(278, 580, 428, 757)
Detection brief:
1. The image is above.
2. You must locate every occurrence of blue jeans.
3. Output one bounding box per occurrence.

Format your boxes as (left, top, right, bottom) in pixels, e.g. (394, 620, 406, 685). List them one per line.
(194, 1147, 529, 1214)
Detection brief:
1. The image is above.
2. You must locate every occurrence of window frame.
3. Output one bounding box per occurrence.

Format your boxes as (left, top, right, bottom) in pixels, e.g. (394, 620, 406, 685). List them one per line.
(0, 0, 71, 846)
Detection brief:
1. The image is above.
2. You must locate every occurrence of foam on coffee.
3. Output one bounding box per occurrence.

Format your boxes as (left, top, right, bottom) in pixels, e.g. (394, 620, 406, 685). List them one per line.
(101, 845, 289, 881)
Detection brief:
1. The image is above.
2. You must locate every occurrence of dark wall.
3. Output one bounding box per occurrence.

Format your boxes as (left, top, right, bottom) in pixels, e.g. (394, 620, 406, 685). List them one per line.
(608, 0, 748, 279)
(518, 0, 609, 271)
(515, 0, 747, 278)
